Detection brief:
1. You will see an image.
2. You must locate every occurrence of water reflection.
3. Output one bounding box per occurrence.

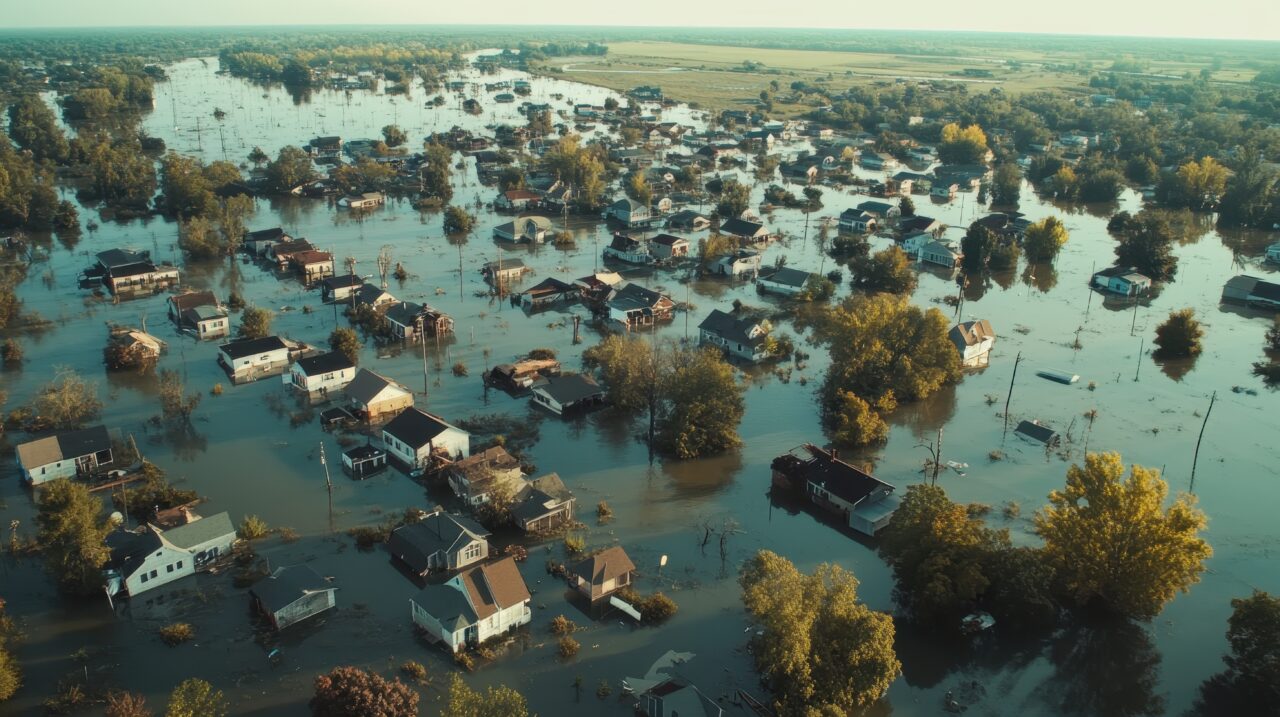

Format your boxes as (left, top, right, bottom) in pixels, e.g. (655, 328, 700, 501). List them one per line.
(1022, 262, 1059, 293)
(661, 450, 743, 500)
(1032, 619, 1165, 717)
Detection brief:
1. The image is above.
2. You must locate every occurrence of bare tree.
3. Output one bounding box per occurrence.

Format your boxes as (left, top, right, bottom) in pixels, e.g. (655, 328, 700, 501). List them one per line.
(377, 246, 393, 289)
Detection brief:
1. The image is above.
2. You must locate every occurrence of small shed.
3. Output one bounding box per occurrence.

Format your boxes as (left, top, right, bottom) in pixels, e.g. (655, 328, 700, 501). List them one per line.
(251, 565, 336, 630)
(1015, 420, 1060, 447)
(342, 444, 387, 479)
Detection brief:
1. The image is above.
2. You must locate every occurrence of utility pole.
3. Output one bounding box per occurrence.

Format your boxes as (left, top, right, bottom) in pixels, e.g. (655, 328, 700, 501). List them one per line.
(1003, 351, 1022, 432)
(319, 442, 333, 531)
(1134, 338, 1143, 381)
(1189, 391, 1216, 494)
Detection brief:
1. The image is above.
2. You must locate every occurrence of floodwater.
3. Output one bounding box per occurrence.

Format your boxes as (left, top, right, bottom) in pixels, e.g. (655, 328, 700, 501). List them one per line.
(1, 54, 1278, 717)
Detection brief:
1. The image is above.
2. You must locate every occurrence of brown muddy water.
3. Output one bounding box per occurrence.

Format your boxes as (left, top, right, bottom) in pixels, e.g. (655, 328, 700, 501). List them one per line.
(1, 54, 1278, 716)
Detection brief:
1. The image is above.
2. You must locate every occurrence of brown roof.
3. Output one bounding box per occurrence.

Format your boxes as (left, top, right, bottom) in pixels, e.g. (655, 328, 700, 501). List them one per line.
(950, 319, 995, 347)
(459, 557, 530, 619)
(169, 291, 217, 312)
(504, 189, 540, 201)
(452, 445, 520, 473)
(272, 239, 314, 257)
(572, 545, 636, 587)
(290, 250, 333, 266)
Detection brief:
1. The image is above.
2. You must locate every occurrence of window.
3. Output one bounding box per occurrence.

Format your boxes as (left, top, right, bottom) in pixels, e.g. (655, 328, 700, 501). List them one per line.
(140, 573, 149, 583)
(166, 564, 174, 573)
(150, 570, 158, 579)
(176, 561, 183, 570)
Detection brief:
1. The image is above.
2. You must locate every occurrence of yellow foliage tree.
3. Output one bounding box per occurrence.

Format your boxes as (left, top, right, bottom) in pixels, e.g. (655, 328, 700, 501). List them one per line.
(1034, 452, 1211, 620)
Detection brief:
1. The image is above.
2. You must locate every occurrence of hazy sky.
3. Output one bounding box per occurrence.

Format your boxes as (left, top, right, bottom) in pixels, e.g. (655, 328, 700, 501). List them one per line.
(7, 0, 1280, 42)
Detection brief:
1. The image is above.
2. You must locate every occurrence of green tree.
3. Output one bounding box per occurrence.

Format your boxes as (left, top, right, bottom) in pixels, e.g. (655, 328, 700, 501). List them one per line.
(329, 327, 362, 366)
(829, 390, 892, 446)
(33, 367, 102, 429)
(850, 245, 917, 295)
(740, 550, 900, 715)
(440, 673, 529, 717)
(381, 124, 407, 148)
(8, 94, 69, 163)
(1193, 591, 1280, 714)
(991, 162, 1022, 206)
(1217, 151, 1277, 229)
(0, 598, 19, 702)
(36, 480, 112, 596)
(625, 171, 652, 206)
(497, 166, 526, 192)
(178, 216, 221, 260)
(1113, 210, 1179, 281)
(898, 194, 915, 217)
(1035, 452, 1211, 620)
(158, 369, 201, 426)
(938, 122, 989, 164)
(248, 146, 269, 167)
(443, 205, 475, 234)
(309, 666, 419, 717)
(265, 145, 318, 193)
(715, 179, 751, 219)
(159, 152, 216, 217)
(1023, 216, 1069, 262)
(961, 223, 996, 273)
(238, 306, 273, 339)
(1153, 308, 1204, 358)
(104, 691, 153, 717)
(166, 678, 227, 717)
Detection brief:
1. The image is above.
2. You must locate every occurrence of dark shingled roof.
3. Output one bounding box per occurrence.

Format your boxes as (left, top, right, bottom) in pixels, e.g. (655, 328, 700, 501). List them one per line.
(533, 373, 604, 405)
(295, 351, 355, 376)
(698, 309, 765, 347)
(1015, 420, 1060, 445)
(219, 336, 288, 360)
(719, 217, 765, 238)
(383, 408, 460, 450)
(387, 511, 488, 574)
(250, 565, 332, 615)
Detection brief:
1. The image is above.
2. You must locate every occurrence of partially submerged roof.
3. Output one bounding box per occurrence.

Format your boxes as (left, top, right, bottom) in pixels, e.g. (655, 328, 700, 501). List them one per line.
(608, 283, 669, 312)
(533, 373, 604, 405)
(295, 351, 355, 376)
(719, 217, 765, 237)
(388, 512, 489, 570)
(761, 267, 812, 288)
(698, 309, 765, 347)
(512, 473, 575, 523)
(950, 319, 995, 348)
(1015, 420, 1060, 445)
(346, 368, 408, 404)
(219, 336, 288, 360)
(251, 565, 332, 615)
(160, 512, 235, 550)
(457, 557, 531, 619)
(169, 291, 218, 312)
(17, 425, 112, 470)
(571, 545, 636, 587)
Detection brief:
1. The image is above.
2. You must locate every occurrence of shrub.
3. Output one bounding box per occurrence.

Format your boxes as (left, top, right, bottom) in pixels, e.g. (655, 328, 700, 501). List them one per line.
(452, 362, 468, 377)
(159, 622, 195, 646)
(563, 535, 586, 555)
(1, 339, 22, 367)
(558, 636, 580, 659)
(549, 615, 576, 636)
(596, 501, 613, 524)
(238, 515, 269, 540)
(1153, 308, 1204, 358)
(400, 660, 427, 683)
(210, 383, 223, 396)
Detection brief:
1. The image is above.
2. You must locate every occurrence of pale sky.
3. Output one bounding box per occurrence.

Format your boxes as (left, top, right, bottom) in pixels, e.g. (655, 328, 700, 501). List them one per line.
(6, 0, 1280, 42)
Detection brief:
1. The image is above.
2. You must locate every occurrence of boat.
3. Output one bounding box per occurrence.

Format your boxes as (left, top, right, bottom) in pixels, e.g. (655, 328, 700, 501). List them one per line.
(1036, 368, 1079, 384)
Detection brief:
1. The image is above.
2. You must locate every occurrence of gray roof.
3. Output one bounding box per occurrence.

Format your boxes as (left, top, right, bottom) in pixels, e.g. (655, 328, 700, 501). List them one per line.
(698, 309, 765, 347)
(608, 283, 668, 312)
(161, 512, 235, 550)
(17, 425, 112, 470)
(251, 565, 333, 615)
(533, 373, 604, 405)
(415, 582, 476, 633)
(387, 512, 488, 573)
(719, 217, 765, 238)
(346, 368, 406, 405)
(761, 267, 812, 288)
(512, 473, 575, 523)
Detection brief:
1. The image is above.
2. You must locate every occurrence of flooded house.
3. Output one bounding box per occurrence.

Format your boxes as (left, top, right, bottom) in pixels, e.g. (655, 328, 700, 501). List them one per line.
(242, 227, 292, 256)
(346, 368, 414, 422)
(288, 249, 335, 285)
(286, 351, 357, 397)
(267, 239, 316, 269)
(512, 473, 576, 533)
(771, 444, 900, 536)
(756, 267, 814, 297)
(351, 282, 398, 310)
(839, 209, 878, 233)
(493, 216, 552, 243)
(531, 373, 607, 416)
(1015, 420, 1061, 447)
(667, 209, 710, 231)
(604, 198, 656, 228)
(900, 215, 943, 235)
(698, 309, 771, 362)
(318, 274, 364, 303)
(495, 188, 541, 211)
(950, 319, 996, 368)
(104, 512, 237, 598)
(388, 510, 490, 575)
(218, 336, 292, 383)
(481, 258, 531, 286)
(718, 217, 771, 243)
(649, 233, 690, 260)
(338, 192, 385, 210)
(168, 291, 229, 339)
(103, 325, 165, 370)
(83, 249, 180, 297)
(381, 408, 470, 471)
(708, 248, 762, 279)
(16, 425, 114, 485)
(446, 446, 524, 507)
(1222, 275, 1280, 310)
(575, 271, 624, 304)
(250, 565, 337, 630)
(484, 358, 561, 391)
(383, 302, 454, 341)
(1092, 266, 1153, 297)
(625, 651, 723, 717)
(569, 545, 636, 601)
(409, 556, 532, 653)
(919, 239, 962, 269)
(518, 277, 577, 309)
(606, 283, 675, 328)
(604, 232, 656, 265)
(341, 444, 388, 479)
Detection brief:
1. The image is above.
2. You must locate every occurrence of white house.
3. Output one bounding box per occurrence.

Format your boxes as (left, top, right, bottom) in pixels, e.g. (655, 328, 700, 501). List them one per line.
(901, 232, 932, 258)
(286, 351, 356, 396)
(838, 209, 877, 233)
(168, 291, 228, 340)
(493, 216, 552, 243)
(382, 408, 470, 471)
(950, 319, 996, 368)
(604, 198, 652, 227)
(388, 510, 490, 574)
(531, 374, 607, 416)
(756, 267, 813, 297)
(105, 512, 238, 598)
(603, 233, 655, 265)
(699, 309, 770, 362)
(409, 557, 532, 653)
(338, 192, 384, 210)
(1092, 266, 1153, 296)
(16, 426, 114, 485)
(218, 336, 291, 383)
(346, 368, 414, 421)
(710, 249, 762, 279)
(919, 240, 962, 269)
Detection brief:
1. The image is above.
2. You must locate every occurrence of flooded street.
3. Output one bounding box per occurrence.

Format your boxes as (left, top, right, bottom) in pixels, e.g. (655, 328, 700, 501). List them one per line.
(1, 54, 1278, 716)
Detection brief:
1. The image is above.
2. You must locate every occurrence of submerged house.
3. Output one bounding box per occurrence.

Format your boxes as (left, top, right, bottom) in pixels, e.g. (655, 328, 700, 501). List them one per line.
(446, 446, 524, 507)
(569, 545, 636, 601)
(604, 198, 654, 228)
(481, 259, 531, 286)
(838, 209, 877, 233)
(1092, 266, 1153, 297)
(341, 444, 388, 479)
(604, 232, 656, 265)
(409, 556, 532, 653)
(511, 473, 576, 533)
(287, 351, 357, 397)
(950, 319, 996, 368)
(531, 373, 607, 416)
(382, 408, 470, 471)
(338, 192, 385, 210)
(388, 510, 490, 575)
(168, 291, 229, 339)
(698, 309, 770, 362)
(243, 227, 292, 256)
(346, 368, 414, 422)
(756, 267, 814, 297)
(708, 249, 761, 279)
(485, 358, 561, 391)
(384, 302, 454, 341)
(84, 249, 180, 296)
(288, 250, 335, 285)
(667, 209, 710, 231)
(519, 277, 578, 309)
(1015, 420, 1061, 447)
(625, 651, 724, 717)
(16, 425, 114, 485)
(218, 336, 291, 383)
(919, 240, 962, 269)
(606, 283, 675, 328)
(104, 512, 237, 598)
(649, 234, 690, 260)
(250, 565, 337, 630)
(493, 216, 553, 243)
(318, 274, 365, 303)
(771, 444, 899, 536)
(718, 217, 770, 243)
(1222, 275, 1280, 310)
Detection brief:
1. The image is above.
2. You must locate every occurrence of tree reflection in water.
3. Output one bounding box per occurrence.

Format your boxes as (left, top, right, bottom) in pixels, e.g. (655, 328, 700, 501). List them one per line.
(1036, 619, 1165, 717)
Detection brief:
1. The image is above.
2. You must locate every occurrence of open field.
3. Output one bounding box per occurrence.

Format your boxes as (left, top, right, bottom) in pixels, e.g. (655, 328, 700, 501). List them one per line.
(533, 39, 1260, 115)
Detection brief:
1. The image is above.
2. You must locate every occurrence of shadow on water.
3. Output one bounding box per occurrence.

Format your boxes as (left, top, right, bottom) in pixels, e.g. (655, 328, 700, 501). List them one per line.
(1026, 618, 1166, 717)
